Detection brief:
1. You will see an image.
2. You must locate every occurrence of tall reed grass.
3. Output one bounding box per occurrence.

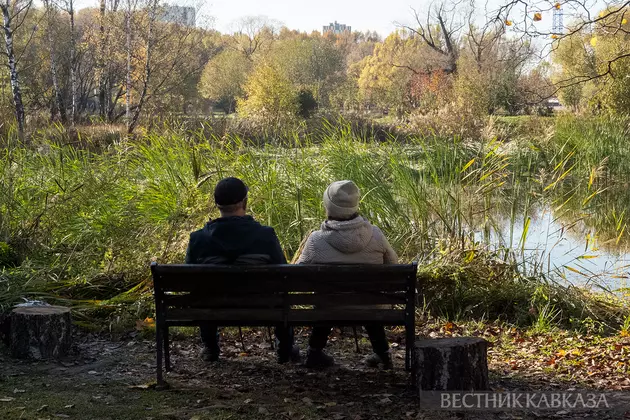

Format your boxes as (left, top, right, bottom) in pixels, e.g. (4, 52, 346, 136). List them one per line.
(0, 115, 628, 330)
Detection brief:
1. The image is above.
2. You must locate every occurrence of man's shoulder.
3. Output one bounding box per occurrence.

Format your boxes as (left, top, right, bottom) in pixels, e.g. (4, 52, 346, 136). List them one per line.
(188, 226, 207, 241)
(256, 223, 278, 239)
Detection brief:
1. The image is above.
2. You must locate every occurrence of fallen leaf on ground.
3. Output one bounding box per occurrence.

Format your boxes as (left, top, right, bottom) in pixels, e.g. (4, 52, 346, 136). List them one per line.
(128, 383, 155, 390)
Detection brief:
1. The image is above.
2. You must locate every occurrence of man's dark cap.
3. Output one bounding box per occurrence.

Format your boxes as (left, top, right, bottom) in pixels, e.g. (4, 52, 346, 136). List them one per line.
(214, 177, 248, 206)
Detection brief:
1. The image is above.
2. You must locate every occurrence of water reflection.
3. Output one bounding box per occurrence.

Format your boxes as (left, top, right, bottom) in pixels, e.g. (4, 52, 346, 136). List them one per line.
(477, 206, 630, 293)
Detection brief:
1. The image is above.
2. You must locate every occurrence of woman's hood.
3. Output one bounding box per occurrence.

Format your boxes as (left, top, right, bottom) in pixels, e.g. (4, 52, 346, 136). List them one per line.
(320, 217, 373, 254)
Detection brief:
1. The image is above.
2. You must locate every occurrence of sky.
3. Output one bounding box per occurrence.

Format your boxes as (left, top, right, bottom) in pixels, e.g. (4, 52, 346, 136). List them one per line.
(70, 0, 603, 39)
(204, 0, 417, 36)
(71, 0, 435, 37)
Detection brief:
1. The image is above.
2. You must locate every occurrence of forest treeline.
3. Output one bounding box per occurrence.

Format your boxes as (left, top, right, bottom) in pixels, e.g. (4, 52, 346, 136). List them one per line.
(0, 0, 628, 138)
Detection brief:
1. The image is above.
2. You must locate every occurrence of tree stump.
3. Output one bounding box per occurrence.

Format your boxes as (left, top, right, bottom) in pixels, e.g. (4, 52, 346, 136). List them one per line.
(414, 337, 489, 390)
(10, 306, 72, 360)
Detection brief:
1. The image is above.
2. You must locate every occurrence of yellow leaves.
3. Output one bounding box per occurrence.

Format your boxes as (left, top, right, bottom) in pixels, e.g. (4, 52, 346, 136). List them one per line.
(534, 12, 542, 22)
(621, 330, 630, 337)
(622, 18, 628, 25)
(505, 20, 513, 26)
(554, 349, 581, 359)
(599, 11, 606, 18)
(460, 158, 475, 173)
(136, 317, 155, 330)
(555, 2, 561, 9)
(565, 265, 588, 276)
(590, 37, 597, 47)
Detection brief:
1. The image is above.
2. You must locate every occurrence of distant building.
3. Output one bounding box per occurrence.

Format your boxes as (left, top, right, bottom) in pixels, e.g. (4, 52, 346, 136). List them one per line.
(323, 21, 351, 35)
(160, 5, 196, 27)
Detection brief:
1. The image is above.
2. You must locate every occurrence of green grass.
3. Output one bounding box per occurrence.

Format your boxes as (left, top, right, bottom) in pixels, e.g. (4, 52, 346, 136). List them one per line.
(0, 115, 628, 331)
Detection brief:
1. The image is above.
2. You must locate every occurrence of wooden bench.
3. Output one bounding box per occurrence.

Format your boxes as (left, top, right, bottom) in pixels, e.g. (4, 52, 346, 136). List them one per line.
(151, 262, 419, 385)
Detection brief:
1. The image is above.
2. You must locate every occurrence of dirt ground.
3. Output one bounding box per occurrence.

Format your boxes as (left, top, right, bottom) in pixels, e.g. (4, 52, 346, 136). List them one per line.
(0, 326, 629, 420)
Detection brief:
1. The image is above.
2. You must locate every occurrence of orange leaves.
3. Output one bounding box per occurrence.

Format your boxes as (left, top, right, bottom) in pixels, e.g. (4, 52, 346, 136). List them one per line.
(135, 317, 155, 330)
(534, 12, 542, 22)
(505, 20, 512, 26)
(555, 2, 561, 9)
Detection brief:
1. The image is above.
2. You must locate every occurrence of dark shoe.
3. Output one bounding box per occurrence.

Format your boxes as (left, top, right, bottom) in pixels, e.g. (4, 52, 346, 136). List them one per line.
(278, 345, 301, 364)
(305, 348, 334, 369)
(365, 352, 393, 370)
(200, 346, 219, 362)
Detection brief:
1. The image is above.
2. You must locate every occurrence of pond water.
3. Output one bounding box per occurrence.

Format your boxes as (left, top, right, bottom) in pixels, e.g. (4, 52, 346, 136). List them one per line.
(479, 207, 630, 293)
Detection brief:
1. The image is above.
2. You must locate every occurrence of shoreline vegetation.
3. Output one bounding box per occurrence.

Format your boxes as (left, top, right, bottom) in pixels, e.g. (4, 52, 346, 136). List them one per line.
(1, 113, 629, 336)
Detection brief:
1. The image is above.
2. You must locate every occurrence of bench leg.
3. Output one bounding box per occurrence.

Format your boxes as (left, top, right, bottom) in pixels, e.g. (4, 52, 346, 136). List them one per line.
(156, 323, 164, 386)
(405, 325, 413, 372)
(353, 327, 360, 353)
(164, 326, 171, 372)
(267, 327, 275, 350)
(406, 323, 417, 388)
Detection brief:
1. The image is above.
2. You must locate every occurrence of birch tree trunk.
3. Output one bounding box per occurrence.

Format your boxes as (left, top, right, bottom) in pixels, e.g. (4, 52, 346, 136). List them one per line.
(0, 3, 26, 138)
(125, 0, 132, 130)
(66, 0, 77, 125)
(44, 0, 67, 123)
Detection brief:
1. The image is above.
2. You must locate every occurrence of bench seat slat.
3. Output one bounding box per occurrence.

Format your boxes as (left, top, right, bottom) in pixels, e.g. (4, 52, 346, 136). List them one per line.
(288, 309, 405, 324)
(164, 292, 405, 308)
(286, 292, 406, 306)
(165, 308, 405, 325)
(167, 308, 283, 323)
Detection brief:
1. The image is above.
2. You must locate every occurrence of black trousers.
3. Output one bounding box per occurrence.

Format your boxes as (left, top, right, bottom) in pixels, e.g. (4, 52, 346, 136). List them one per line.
(308, 325, 389, 355)
(200, 323, 295, 358)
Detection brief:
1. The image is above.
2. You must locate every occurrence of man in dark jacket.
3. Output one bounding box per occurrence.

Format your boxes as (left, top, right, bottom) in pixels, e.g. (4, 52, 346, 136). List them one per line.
(185, 177, 297, 363)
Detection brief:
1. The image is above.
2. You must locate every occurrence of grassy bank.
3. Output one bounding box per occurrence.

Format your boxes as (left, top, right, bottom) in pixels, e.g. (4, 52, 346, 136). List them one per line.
(0, 115, 629, 332)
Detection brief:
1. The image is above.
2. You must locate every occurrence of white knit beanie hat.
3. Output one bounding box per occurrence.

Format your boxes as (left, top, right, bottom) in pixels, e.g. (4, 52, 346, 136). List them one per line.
(323, 180, 360, 219)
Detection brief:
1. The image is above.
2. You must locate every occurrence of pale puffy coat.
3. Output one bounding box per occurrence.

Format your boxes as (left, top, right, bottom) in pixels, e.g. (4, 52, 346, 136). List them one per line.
(296, 216, 398, 265)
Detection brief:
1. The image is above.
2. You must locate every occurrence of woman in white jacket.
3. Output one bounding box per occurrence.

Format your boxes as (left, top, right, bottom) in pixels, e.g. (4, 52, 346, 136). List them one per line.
(297, 180, 398, 369)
